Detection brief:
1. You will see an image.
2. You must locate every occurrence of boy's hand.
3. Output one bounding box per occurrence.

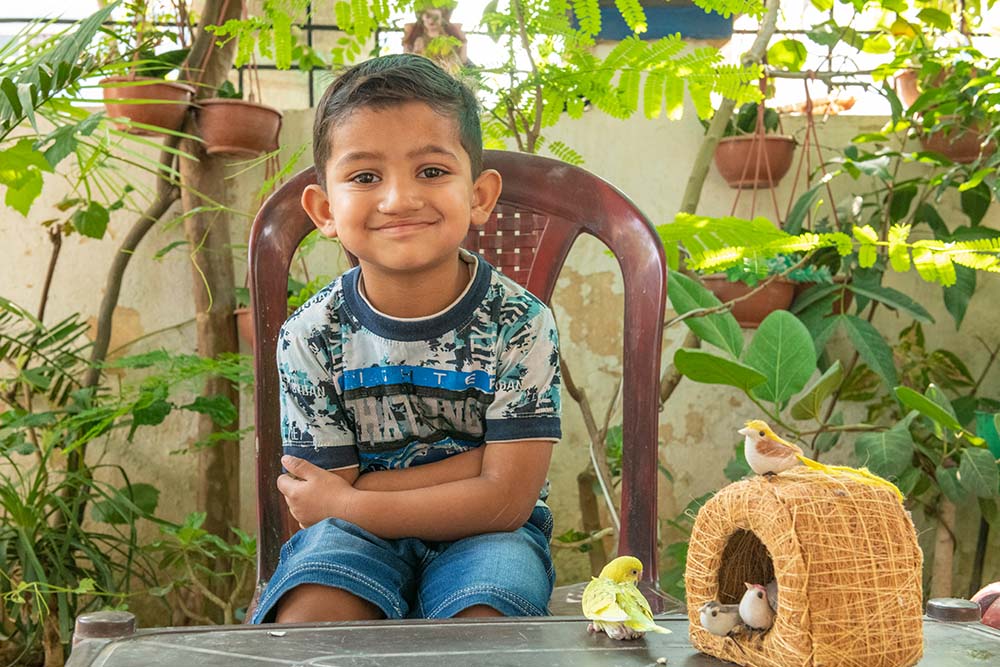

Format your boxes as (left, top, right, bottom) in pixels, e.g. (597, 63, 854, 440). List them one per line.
(277, 455, 355, 528)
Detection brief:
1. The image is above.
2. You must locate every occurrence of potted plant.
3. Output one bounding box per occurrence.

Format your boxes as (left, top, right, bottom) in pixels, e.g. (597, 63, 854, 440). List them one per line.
(100, 1, 195, 135)
(711, 101, 796, 189)
(701, 254, 829, 328)
(235, 274, 330, 349)
(196, 81, 283, 157)
(909, 50, 998, 164)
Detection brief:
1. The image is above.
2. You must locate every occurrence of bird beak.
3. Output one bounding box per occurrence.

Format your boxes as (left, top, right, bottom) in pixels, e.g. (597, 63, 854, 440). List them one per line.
(738, 427, 752, 437)
(744, 582, 753, 590)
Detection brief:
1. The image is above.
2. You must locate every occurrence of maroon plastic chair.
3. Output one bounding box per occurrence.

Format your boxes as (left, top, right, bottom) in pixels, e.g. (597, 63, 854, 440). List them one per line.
(247, 150, 668, 616)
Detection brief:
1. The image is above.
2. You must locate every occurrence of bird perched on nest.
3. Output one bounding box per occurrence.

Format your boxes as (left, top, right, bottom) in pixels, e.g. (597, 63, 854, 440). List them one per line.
(699, 601, 742, 637)
(582, 556, 671, 640)
(739, 419, 904, 501)
(739, 583, 775, 631)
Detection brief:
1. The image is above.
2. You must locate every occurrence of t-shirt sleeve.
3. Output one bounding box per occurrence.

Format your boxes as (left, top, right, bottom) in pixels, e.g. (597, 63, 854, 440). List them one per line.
(485, 303, 562, 442)
(277, 321, 359, 469)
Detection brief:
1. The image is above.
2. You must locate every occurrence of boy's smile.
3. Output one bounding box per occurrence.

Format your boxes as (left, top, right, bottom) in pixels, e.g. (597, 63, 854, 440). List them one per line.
(302, 101, 501, 318)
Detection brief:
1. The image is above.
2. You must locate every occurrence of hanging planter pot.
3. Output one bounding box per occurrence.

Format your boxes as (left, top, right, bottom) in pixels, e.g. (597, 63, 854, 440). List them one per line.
(702, 275, 796, 328)
(196, 98, 283, 157)
(713, 135, 796, 189)
(100, 76, 195, 135)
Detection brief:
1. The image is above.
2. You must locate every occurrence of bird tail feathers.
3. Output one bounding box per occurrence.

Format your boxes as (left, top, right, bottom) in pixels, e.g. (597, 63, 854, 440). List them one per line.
(796, 456, 903, 502)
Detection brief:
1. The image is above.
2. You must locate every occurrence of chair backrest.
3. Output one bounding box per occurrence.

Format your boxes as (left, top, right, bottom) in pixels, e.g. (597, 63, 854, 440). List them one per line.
(248, 150, 667, 610)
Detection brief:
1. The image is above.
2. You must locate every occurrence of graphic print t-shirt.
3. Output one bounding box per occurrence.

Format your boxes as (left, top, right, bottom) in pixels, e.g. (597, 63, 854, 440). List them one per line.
(277, 250, 561, 472)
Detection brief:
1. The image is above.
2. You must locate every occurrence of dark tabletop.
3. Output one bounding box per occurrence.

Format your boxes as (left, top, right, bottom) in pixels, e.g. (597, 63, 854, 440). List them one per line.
(67, 615, 1000, 667)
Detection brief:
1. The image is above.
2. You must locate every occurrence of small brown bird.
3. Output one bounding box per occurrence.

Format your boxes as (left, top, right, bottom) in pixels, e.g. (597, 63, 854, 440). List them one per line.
(738, 420, 802, 476)
(740, 419, 905, 500)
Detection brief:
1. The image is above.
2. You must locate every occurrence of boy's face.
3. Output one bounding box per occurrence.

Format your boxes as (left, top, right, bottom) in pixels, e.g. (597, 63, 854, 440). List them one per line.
(302, 101, 501, 282)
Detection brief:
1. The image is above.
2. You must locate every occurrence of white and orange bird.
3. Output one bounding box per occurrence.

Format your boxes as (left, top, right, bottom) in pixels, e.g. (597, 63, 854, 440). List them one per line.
(739, 419, 803, 476)
(739, 419, 904, 501)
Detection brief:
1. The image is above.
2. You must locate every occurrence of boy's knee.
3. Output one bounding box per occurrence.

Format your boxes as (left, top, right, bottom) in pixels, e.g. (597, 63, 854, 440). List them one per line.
(275, 583, 384, 623)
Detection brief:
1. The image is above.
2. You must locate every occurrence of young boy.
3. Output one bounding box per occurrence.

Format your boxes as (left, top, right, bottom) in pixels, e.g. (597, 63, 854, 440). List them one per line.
(249, 54, 562, 624)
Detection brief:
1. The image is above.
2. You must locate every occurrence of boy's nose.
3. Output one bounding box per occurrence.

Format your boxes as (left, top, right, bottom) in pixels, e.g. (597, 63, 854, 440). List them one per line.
(377, 180, 422, 214)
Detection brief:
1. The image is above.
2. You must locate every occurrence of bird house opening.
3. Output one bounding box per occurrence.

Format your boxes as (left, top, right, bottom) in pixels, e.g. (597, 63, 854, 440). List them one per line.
(717, 529, 774, 605)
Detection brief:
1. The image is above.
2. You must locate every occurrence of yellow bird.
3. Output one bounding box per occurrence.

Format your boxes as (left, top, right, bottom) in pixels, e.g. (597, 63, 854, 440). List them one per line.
(581, 556, 670, 640)
(739, 419, 904, 502)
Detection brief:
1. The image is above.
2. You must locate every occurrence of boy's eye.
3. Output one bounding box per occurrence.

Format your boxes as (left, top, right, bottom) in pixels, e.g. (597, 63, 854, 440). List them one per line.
(351, 172, 380, 184)
(419, 167, 448, 178)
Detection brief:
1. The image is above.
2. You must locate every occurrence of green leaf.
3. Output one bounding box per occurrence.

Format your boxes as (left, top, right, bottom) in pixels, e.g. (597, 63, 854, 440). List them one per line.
(724, 443, 752, 481)
(843, 315, 898, 388)
(887, 224, 911, 272)
(980, 498, 999, 526)
(674, 348, 767, 393)
(896, 466, 923, 496)
(846, 284, 934, 323)
(182, 395, 237, 427)
(743, 311, 816, 405)
(888, 183, 918, 222)
(853, 225, 879, 268)
(895, 386, 962, 431)
(943, 265, 976, 329)
(961, 181, 991, 226)
(790, 360, 843, 421)
(855, 423, 914, 478)
(667, 272, 743, 358)
(767, 39, 807, 71)
(937, 465, 966, 504)
(959, 448, 999, 498)
(917, 8, 952, 31)
(784, 183, 825, 236)
(71, 201, 110, 239)
(91, 483, 160, 524)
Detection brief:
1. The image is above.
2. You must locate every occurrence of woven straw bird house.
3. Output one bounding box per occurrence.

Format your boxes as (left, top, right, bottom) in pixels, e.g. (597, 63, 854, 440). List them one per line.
(685, 467, 924, 667)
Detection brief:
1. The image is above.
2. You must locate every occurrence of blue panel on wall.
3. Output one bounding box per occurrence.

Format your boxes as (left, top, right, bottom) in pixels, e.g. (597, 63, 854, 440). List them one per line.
(597, 7, 734, 41)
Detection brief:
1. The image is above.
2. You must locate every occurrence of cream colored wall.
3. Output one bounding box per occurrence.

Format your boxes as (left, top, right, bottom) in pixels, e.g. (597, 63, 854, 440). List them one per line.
(2, 101, 998, 598)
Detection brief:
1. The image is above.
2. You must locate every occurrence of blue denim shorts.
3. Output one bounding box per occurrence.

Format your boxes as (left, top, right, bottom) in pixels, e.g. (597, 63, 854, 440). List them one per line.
(250, 504, 555, 623)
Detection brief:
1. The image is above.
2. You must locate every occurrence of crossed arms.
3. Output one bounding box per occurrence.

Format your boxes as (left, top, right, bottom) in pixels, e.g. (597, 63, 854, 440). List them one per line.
(277, 439, 553, 542)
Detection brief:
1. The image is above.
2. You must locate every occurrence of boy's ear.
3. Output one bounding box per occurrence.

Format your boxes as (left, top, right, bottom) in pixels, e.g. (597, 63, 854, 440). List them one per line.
(469, 169, 502, 228)
(301, 183, 338, 238)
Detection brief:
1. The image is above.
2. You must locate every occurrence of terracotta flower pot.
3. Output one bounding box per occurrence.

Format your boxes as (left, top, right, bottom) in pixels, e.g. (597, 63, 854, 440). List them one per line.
(235, 307, 254, 349)
(196, 98, 283, 157)
(702, 275, 796, 328)
(100, 76, 195, 135)
(894, 69, 920, 107)
(919, 122, 996, 164)
(713, 135, 796, 189)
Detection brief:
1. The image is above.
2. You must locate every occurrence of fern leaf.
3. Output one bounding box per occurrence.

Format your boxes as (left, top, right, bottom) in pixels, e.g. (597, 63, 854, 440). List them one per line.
(636, 35, 686, 69)
(888, 224, 911, 272)
(618, 69, 640, 116)
(664, 75, 684, 120)
(547, 140, 585, 165)
(853, 225, 879, 268)
(659, 213, 788, 258)
(643, 70, 666, 119)
(615, 0, 648, 34)
(573, 0, 602, 36)
(270, 6, 294, 70)
(912, 240, 957, 286)
(690, 0, 765, 19)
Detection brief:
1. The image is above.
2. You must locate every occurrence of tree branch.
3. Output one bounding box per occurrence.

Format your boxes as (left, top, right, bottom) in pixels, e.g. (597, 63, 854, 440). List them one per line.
(679, 0, 782, 216)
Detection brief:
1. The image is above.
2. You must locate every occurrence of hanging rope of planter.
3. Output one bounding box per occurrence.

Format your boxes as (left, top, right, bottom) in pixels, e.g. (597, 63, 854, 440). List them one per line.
(686, 467, 924, 667)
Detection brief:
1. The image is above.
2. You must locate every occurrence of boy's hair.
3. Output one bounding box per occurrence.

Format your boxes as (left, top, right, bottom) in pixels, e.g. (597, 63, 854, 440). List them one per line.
(312, 54, 482, 188)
